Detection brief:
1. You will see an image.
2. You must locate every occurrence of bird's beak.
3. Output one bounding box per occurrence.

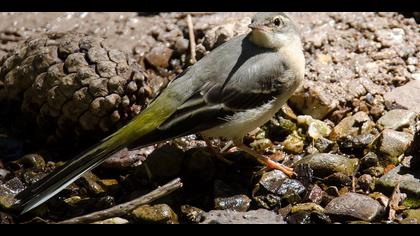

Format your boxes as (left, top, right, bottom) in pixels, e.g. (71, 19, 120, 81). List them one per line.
(248, 23, 269, 32)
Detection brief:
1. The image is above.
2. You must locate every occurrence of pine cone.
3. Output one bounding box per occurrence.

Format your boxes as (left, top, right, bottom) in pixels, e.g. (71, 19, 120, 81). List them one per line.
(0, 32, 155, 142)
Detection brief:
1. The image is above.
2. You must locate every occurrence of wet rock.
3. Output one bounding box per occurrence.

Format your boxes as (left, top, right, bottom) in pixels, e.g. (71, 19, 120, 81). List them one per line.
(180, 205, 205, 224)
(295, 153, 358, 177)
(376, 165, 420, 197)
(92, 217, 129, 224)
(376, 129, 413, 165)
(330, 111, 375, 141)
(384, 80, 420, 113)
(255, 170, 305, 205)
(201, 209, 285, 224)
(214, 194, 251, 212)
(325, 192, 385, 221)
(286, 210, 331, 224)
(403, 209, 420, 223)
(145, 44, 174, 69)
(377, 109, 417, 131)
(130, 204, 178, 224)
(0, 177, 24, 209)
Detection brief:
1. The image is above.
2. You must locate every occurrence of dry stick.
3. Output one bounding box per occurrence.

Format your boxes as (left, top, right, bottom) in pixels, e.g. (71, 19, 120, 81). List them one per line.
(57, 178, 183, 224)
(186, 14, 197, 65)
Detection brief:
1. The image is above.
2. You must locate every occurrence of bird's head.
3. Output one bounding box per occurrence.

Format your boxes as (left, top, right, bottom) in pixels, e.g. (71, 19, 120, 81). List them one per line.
(248, 12, 300, 49)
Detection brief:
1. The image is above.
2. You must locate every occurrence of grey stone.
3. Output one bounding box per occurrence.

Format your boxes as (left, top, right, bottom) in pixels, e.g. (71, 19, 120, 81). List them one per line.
(295, 153, 358, 177)
(377, 109, 417, 131)
(325, 192, 385, 221)
(201, 209, 286, 224)
(384, 80, 420, 113)
(376, 165, 420, 197)
(377, 129, 413, 164)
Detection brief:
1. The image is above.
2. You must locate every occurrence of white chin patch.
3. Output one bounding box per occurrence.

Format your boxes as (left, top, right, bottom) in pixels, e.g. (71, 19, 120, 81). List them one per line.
(250, 30, 285, 49)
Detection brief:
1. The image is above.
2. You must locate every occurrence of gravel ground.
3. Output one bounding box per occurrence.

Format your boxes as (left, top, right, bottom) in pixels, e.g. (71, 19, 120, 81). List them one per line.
(0, 12, 419, 224)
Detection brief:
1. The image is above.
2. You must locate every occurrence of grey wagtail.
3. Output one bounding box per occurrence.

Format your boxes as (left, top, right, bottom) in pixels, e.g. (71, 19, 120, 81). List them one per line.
(15, 12, 305, 214)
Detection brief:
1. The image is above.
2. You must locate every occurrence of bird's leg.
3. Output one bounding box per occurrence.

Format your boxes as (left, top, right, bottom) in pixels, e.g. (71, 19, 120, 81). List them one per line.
(202, 136, 234, 164)
(233, 138, 295, 177)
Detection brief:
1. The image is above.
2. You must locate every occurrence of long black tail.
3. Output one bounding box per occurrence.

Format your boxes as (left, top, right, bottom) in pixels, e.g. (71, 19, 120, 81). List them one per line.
(14, 135, 123, 214)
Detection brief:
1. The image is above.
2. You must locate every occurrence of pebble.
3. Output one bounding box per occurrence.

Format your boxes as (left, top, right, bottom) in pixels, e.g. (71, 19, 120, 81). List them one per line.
(384, 80, 420, 113)
(295, 153, 358, 177)
(145, 44, 174, 68)
(330, 111, 375, 141)
(201, 209, 285, 224)
(130, 204, 178, 224)
(377, 109, 417, 131)
(325, 192, 385, 221)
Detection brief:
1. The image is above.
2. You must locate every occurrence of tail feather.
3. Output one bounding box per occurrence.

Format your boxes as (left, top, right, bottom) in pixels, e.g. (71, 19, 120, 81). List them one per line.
(15, 136, 123, 214)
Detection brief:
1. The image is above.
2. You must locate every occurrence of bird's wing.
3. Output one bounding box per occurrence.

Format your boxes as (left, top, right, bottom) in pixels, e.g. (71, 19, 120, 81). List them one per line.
(132, 47, 292, 145)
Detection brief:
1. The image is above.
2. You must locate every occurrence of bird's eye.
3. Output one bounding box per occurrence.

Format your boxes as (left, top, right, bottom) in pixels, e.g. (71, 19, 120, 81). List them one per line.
(273, 18, 282, 26)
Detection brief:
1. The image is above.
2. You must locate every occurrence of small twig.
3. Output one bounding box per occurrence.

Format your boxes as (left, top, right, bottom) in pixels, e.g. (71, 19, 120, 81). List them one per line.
(186, 14, 197, 65)
(57, 178, 183, 224)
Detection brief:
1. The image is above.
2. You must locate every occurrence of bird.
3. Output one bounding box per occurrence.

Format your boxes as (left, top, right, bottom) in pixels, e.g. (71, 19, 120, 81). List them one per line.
(14, 12, 305, 214)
